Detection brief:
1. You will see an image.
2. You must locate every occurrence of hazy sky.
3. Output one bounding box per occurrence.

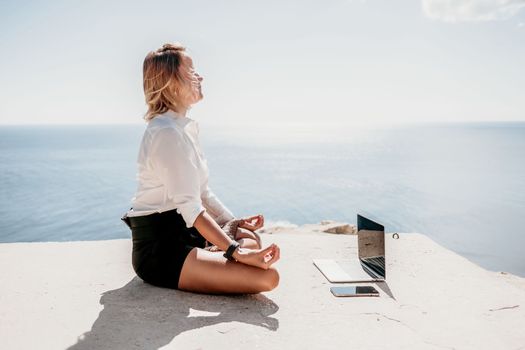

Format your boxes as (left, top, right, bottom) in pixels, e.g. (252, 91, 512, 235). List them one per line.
(1, 0, 524, 125)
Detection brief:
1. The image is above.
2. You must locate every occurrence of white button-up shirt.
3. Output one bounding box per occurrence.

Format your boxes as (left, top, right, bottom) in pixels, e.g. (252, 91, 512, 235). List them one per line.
(127, 110, 235, 228)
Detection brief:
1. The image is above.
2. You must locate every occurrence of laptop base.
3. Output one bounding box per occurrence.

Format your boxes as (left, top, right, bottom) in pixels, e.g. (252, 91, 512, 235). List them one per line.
(313, 259, 385, 283)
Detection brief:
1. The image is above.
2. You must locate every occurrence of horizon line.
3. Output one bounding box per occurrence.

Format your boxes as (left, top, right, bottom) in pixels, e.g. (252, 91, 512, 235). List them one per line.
(1, 120, 525, 127)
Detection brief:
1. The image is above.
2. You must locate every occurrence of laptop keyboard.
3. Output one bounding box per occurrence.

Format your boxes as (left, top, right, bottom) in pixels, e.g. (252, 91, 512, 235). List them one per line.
(362, 256, 385, 277)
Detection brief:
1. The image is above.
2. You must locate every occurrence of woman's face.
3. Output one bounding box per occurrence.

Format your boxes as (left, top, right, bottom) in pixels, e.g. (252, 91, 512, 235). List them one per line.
(178, 53, 203, 106)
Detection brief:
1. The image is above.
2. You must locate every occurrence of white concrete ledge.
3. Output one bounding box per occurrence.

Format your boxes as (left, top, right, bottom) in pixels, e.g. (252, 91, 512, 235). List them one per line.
(1, 224, 524, 349)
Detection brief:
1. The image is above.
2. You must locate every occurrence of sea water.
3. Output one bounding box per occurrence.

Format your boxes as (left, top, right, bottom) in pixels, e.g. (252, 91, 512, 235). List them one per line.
(1, 122, 524, 276)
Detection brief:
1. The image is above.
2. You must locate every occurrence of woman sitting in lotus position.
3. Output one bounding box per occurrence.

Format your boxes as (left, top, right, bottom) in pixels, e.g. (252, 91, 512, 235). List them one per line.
(122, 43, 280, 294)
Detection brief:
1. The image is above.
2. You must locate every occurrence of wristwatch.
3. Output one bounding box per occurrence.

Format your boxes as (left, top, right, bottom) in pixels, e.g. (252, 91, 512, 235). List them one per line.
(223, 242, 240, 261)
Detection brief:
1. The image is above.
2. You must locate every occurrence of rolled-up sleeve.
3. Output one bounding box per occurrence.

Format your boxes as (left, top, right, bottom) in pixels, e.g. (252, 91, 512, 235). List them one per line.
(150, 127, 205, 228)
(201, 185, 235, 226)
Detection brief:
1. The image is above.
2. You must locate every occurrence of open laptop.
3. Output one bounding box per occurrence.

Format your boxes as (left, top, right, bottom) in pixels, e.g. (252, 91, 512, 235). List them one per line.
(313, 214, 386, 283)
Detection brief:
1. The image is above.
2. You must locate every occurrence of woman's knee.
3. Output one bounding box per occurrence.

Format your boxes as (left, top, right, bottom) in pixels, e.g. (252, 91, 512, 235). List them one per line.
(259, 267, 280, 291)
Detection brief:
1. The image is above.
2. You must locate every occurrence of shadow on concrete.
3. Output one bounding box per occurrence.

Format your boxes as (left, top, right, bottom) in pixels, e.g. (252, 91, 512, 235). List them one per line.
(375, 282, 396, 300)
(67, 277, 279, 350)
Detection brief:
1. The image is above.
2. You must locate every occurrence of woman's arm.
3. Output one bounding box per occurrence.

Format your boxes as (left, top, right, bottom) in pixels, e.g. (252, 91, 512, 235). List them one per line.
(193, 210, 235, 251)
(201, 186, 235, 226)
(194, 211, 280, 269)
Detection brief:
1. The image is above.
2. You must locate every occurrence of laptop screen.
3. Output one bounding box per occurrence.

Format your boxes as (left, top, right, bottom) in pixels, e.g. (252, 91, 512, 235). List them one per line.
(357, 214, 385, 278)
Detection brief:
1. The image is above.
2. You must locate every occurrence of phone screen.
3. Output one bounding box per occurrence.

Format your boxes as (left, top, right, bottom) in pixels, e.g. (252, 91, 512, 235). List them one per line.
(330, 286, 379, 297)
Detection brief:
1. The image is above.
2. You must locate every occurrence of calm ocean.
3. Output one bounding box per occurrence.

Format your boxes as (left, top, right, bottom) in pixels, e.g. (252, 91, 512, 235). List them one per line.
(1, 122, 524, 276)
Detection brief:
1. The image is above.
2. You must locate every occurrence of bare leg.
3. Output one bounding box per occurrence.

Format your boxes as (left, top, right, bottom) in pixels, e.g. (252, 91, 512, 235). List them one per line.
(178, 248, 279, 294)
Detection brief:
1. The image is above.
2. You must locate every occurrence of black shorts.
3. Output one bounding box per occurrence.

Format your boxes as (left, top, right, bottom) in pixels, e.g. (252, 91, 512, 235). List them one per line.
(122, 209, 207, 289)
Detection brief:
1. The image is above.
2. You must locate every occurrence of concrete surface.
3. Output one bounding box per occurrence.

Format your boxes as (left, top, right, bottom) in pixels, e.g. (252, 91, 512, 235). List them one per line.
(1, 224, 525, 349)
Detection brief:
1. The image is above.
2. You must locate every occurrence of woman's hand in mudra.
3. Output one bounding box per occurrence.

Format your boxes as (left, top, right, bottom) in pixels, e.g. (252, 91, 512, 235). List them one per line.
(233, 243, 280, 270)
(238, 214, 264, 231)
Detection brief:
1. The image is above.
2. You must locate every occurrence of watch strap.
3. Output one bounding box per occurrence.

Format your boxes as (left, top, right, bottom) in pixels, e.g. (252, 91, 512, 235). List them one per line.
(223, 242, 240, 261)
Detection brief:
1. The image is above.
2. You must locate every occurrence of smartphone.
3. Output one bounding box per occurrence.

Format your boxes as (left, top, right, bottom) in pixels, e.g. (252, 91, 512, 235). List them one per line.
(330, 286, 379, 297)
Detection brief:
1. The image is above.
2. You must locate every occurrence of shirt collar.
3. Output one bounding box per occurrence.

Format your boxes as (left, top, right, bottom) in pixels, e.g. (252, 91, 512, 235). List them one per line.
(163, 109, 199, 138)
(163, 109, 194, 128)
